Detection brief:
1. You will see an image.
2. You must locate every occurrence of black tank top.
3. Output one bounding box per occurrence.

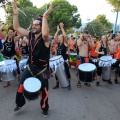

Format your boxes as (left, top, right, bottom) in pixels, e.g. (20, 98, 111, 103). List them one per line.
(20, 43, 29, 55)
(2, 37, 15, 57)
(28, 32, 50, 72)
(98, 44, 107, 58)
(57, 43, 68, 60)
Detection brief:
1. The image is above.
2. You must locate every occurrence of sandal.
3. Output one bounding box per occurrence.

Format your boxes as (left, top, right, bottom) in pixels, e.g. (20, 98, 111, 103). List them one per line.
(3, 82, 11, 88)
(84, 83, 91, 87)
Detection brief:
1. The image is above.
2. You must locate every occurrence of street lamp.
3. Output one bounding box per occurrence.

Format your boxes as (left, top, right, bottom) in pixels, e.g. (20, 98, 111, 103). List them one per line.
(113, 0, 120, 34)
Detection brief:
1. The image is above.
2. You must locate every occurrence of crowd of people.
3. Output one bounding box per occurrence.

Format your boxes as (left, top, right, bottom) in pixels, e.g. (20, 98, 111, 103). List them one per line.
(0, 2, 120, 118)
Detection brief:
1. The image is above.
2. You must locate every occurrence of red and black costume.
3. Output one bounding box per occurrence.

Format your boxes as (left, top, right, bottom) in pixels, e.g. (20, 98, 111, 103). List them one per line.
(15, 32, 50, 112)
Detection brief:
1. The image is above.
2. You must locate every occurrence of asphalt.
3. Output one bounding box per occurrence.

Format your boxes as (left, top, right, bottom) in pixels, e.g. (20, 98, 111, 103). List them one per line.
(0, 68, 120, 120)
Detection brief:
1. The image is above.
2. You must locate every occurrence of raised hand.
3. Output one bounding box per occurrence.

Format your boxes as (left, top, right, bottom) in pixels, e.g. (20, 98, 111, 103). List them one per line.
(43, 5, 52, 17)
(11, 2, 19, 14)
(59, 22, 64, 29)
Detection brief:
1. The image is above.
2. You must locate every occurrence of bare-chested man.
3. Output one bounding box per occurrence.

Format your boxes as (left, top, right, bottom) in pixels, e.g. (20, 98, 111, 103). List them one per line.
(108, 34, 119, 58)
(77, 31, 93, 87)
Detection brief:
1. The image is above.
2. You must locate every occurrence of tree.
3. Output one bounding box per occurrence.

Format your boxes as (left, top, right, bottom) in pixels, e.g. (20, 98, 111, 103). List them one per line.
(95, 14, 113, 29)
(39, 0, 81, 35)
(3, 0, 40, 29)
(106, 0, 120, 12)
(86, 20, 103, 37)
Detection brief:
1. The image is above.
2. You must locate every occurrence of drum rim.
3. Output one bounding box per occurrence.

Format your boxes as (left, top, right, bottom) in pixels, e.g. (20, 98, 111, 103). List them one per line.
(69, 53, 77, 55)
(100, 56, 112, 62)
(49, 55, 62, 62)
(78, 63, 96, 72)
(23, 77, 41, 93)
(0, 60, 16, 66)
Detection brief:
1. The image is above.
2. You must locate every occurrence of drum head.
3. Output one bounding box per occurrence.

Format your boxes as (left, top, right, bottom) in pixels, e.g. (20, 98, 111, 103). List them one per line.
(4, 60, 15, 66)
(20, 59, 28, 64)
(78, 63, 96, 72)
(50, 55, 62, 61)
(23, 77, 41, 93)
(100, 56, 112, 61)
(69, 53, 77, 56)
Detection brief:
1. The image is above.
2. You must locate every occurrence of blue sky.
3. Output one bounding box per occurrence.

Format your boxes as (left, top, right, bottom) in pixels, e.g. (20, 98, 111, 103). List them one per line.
(0, 0, 120, 25)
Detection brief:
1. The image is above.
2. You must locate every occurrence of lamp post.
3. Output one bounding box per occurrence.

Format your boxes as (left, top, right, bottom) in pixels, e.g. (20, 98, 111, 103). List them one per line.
(113, 0, 120, 34)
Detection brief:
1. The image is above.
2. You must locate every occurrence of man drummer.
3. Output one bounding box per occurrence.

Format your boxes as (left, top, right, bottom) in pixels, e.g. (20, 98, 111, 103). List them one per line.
(108, 34, 119, 58)
(0, 23, 21, 87)
(53, 23, 71, 90)
(12, 2, 52, 117)
(69, 36, 76, 53)
(77, 31, 93, 87)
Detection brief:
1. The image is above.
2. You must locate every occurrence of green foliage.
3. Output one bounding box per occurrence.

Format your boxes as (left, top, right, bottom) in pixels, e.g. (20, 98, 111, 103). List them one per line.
(95, 14, 113, 29)
(106, 0, 120, 12)
(2, 0, 81, 35)
(39, 0, 81, 35)
(86, 20, 103, 37)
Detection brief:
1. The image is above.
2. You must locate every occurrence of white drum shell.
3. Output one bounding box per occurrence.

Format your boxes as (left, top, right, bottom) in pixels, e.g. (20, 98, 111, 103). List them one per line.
(56, 62, 69, 88)
(0, 60, 17, 81)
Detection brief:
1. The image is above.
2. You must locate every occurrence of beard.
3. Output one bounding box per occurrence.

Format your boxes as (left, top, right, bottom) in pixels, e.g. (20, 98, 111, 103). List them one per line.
(32, 28, 41, 34)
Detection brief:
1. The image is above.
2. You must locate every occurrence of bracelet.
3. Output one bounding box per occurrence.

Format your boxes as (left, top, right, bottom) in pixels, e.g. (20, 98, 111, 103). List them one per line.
(42, 15, 47, 18)
(13, 13, 18, 16)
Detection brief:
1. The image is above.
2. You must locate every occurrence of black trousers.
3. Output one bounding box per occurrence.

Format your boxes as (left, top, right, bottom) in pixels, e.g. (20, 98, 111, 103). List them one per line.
(16, 66, 49, 112)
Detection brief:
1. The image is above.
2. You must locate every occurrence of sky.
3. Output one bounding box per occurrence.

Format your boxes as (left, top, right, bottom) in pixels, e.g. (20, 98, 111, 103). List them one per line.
(0, 0, 120, 25)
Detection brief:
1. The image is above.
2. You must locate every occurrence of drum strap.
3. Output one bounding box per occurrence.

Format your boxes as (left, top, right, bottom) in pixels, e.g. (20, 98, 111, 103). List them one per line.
(27, 65, 47, 77)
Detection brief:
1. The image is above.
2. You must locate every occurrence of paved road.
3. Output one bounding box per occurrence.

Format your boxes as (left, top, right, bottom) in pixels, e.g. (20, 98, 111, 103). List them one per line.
(0, 68, 120, 120)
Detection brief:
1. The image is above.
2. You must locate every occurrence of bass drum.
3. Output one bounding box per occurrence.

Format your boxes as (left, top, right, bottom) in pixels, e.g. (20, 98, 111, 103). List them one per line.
(78, 63, 96, 82)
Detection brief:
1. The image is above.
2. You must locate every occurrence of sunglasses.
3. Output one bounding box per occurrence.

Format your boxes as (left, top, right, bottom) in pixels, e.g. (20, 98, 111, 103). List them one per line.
(31, 24, 40, 27)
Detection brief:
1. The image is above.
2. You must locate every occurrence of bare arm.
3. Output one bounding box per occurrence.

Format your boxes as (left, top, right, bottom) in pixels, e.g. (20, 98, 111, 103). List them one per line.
(11, 2, 29, 37)
(54, 26, 60, 44)
(95, 42, 104, 55)
(60, 22, 68, 45)
(42, 6, 52, 42)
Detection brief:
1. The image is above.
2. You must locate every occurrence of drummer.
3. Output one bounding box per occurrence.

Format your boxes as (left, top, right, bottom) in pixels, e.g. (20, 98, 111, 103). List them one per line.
(113, 39, 120, 84)
(77, 31, 93, 87)
(108, 34, 119, 58)
(95, 35, 113, 86)
(0, 24, 21, 87)
(53, 22, 71, 90)
(69, 36, 76, 53)
(12, 3, 52, 117)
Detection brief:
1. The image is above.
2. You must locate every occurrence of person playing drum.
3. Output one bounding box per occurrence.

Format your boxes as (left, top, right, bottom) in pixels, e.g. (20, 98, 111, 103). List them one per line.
(0, 23, 21, 87)
(53, 23, 71, 90)
(12, 2, 52, 117)
(95, 35, 113, 86)
(113, 39, 120, 84)
(77, 31, 93, 87)
(108, 34, 119, 58)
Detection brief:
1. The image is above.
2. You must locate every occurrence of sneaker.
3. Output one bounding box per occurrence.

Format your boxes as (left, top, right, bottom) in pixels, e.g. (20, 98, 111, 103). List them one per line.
(114, 79, 118, 84)
(14, 106, 21, 112)
(107, 81, 113, 85)
(43, 111, 48, 118)
(96, 82, 100, 87)
(53, 85, 59, 89)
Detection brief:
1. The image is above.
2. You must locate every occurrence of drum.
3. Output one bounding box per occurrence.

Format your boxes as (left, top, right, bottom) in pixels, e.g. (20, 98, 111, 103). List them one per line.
(78, 63, 96, 82)
(23, 77, 41, 100)
(99, 56, 112, 81)
(0, 60, 17, 81)
(49, 55, 64, 73)
(49, 55, 69, 87)
(99, 56, 112, 67)
(68, 53, 77, 67)
(56, 62, 69, 88)
(19, 59, 28, 71)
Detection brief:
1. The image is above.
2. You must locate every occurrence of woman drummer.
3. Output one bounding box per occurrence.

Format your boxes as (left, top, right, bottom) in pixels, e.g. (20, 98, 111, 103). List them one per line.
(95, 35, 113, 86)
